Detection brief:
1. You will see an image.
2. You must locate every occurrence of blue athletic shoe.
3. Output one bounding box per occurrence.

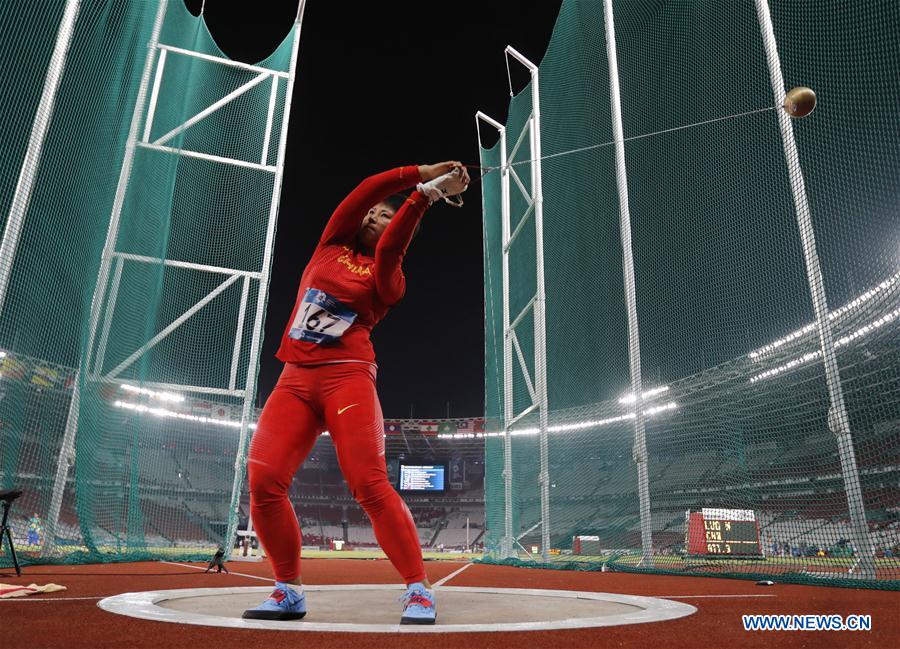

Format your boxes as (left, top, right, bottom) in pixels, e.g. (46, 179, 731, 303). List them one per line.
(242, 582, 306, 620)
(400, 582, 436, 625)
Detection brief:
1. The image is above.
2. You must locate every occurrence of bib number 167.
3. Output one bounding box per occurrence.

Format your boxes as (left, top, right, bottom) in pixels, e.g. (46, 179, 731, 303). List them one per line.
(289, 288, 356, 344)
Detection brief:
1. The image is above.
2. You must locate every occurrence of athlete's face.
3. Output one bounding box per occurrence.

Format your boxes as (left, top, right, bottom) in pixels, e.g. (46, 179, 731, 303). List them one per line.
(358, 201, 395, 251)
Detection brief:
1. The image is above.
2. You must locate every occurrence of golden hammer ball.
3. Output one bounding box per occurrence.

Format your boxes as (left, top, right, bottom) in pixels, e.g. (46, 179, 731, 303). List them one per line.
(783, 86, 817, 118)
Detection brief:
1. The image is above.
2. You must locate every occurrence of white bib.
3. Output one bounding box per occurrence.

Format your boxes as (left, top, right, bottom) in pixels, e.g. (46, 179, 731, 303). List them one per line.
(289, 288, 357, 344)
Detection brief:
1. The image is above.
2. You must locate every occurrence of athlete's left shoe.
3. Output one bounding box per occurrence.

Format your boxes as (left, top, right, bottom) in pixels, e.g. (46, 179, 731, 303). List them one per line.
(400, 582, 436, 625)
(241, 582, 306, 621)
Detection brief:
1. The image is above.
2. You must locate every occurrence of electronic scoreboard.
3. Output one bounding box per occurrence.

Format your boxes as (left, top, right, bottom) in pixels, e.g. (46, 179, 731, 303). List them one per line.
(685, 508, 763, 558)
(397, 463, 446, 493)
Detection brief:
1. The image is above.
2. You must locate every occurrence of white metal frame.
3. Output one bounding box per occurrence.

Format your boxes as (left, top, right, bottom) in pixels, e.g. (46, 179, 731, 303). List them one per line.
(224, 0, 308, 557)
(476, 111, 513, 558)
(602, 0, 653, 568)
(475, 0, 880, 576)
(478, 45, 551, 561)
(753, 0, 876, 579)
(42, 0, 306, 557)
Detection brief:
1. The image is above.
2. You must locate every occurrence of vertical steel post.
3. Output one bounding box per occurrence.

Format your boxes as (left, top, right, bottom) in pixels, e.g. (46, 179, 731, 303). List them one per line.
(0, 0, 81, 317)
(505, 45, 551, 560)
(499, 125, 514, 560)
(91, 255, 124, 378)
(43, 0, 170, 558)
(142, 48, 167, 143)
(602, 0, 653, 567)
(228, 274, 251, 391)
(754, 0, 875, 579)
(224, 0, 308, 557)
(476, 111, 513, 558)
(261, 75, 279, 165)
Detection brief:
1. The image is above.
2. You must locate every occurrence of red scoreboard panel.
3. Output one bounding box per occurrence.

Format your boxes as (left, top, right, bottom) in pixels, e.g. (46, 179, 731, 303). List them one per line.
(686, 508, 763, 558)
(572, 535, 603, 555)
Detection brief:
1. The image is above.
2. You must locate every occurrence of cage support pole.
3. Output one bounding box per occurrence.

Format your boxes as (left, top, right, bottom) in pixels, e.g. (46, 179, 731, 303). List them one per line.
(754, 0, 875, 579)
(603, 0, 653, 568)
(505, 45, 551, 561)
(224, 0, 308, 558)
(44, 0, 170, 558)
(0, 0, 81, 317)
(476, 111, 514, 558)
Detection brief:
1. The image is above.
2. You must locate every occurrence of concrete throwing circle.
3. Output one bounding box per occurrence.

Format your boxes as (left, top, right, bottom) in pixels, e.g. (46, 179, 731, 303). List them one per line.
(98, 584, 696, 633)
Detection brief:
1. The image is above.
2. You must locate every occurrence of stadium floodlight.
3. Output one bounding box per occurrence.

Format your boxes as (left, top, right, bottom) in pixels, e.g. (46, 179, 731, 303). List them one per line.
(750, 307, 900, 383)
(645, 402, 678, 416)
(447, 401, 679, 438)
(546, 401, 678, 432)
(618, 385, 669, 404)
(120, 383, 184, 403)
(749, 272, 899, 361)
(113, 399, 256, 431)
(835, 307, 900, 346)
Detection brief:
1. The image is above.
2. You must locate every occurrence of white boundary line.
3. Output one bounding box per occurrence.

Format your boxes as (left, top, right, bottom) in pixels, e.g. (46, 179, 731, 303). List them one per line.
(164, 560, 479, 589)
(658, 594, 777, 599)
(160, 560, 275, 584)
(0, 596, 102, 602)
(97, 585, 697, 633)
(0, 592, 774, 602)
(433, 563, 473, 588)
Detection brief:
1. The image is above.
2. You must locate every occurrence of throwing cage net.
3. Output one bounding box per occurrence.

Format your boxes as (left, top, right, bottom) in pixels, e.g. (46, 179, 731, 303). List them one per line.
(0, 0, 302, 565)
(479, 0, 899, 588)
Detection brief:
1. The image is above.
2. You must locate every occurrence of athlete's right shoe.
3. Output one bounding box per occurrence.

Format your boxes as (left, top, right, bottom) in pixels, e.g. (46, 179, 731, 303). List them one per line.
(242, 582, 307, 620)
(400, 582, 436, 625)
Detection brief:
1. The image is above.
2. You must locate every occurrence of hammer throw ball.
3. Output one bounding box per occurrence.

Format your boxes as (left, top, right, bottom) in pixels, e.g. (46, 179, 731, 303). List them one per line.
(783, 86, 817, 118)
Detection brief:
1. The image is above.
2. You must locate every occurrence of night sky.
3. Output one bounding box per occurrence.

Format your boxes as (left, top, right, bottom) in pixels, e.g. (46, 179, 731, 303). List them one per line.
(186, 1, 562, 418)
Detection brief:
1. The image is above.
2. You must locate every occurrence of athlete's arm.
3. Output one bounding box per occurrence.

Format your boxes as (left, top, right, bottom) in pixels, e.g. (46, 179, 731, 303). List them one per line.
(373, 163, 469, 304)
(374, 191, 430, 305)
(319, 166, 422, 246)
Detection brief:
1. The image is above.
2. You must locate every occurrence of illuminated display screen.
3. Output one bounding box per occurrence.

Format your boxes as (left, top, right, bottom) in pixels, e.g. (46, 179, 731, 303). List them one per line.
(398, 464, 446, 492)
(686, 509, 763, 558)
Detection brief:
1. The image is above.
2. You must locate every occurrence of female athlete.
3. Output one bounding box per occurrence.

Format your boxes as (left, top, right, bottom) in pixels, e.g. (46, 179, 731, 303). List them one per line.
(242, 161, 469, 624)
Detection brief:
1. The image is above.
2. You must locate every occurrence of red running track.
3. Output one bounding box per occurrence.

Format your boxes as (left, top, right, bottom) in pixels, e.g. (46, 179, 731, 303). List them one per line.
(1, 559, 897, 648)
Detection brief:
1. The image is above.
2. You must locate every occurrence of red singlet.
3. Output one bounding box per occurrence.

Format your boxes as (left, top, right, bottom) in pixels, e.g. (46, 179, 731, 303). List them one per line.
(276, 165, 428, 366)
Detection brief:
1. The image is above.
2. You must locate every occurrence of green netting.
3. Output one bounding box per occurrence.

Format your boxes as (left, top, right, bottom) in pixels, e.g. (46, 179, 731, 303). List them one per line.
(0, 1, 296, 566)
(481, 0, 899, 588)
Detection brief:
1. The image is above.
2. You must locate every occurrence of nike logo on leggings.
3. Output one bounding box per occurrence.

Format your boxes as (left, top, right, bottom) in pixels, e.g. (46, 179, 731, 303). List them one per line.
(337, 403, 359, 415)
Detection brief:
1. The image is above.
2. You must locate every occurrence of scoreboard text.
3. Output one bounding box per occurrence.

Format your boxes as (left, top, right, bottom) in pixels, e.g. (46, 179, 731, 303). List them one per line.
(686, 509, 763, 558)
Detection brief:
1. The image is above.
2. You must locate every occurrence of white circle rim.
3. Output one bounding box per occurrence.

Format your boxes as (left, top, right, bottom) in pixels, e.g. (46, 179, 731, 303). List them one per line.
(97, 584, 697, 633)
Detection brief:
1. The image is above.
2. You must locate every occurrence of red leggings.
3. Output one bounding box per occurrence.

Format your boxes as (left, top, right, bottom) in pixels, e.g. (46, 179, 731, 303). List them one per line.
(247, 361, 425, 584)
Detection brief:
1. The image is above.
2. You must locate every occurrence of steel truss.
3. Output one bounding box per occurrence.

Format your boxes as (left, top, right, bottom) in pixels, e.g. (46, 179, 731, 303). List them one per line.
(40, 1, 307, 557)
